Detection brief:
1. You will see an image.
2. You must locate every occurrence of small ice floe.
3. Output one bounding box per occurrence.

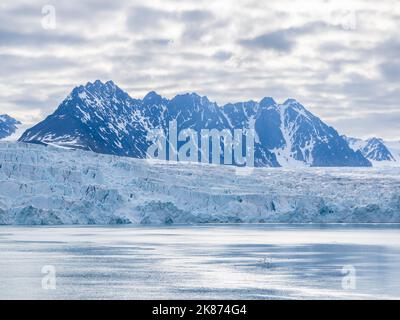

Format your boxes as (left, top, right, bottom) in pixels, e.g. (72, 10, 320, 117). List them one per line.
(259, 256, 273, 269)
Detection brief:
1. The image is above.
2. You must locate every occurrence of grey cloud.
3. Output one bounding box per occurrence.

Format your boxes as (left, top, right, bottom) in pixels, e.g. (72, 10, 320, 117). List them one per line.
(0, 27, 129, 51)
(0, 30, 87, 47)
(179, 9, 218, 42)
(380, 60, 400, 81)
(377, 40, 400, 59)
(374, 40, 400, 82)
(126, 6, 175, 31)
(3, 96, 60, 113)
(213, 51, 233, 61)
(0, 54, 79, 75)
(0, 4, 43, 32)
(330, 59, 360, 73)
(179, 9, 214, 23)
(134, 38, 173, 48)
(240, 22, 343, 52)
(240, 31, 294, 52)
(0, 2, 126, 34)
(1, 1, 400, 140)
(330, 112, 400, 140)
(300, 72, 400, 122)
(318, 42, 349, 53)
(126, 6, 218, 42)
(0, 83, 73, 120)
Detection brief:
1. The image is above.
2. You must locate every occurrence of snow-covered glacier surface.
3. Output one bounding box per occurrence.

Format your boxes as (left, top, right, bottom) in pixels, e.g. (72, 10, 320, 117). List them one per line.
(1, 141, 400, 225)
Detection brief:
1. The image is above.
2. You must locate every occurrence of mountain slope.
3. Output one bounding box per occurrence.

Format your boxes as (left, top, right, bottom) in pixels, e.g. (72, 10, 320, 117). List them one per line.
(18, 80, 150, 157)
(0, 142, 399, 224)
(0, 115, 21, 140)
(344, 136, 397, 165)
(19, 80, 371, 167)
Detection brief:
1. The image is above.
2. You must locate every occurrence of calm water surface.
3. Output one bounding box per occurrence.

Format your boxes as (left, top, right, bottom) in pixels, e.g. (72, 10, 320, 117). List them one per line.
(0, 224, 400, 299)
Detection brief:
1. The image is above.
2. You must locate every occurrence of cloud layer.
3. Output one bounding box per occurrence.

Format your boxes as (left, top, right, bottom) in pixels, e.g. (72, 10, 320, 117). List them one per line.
(0, 0, 399, 139)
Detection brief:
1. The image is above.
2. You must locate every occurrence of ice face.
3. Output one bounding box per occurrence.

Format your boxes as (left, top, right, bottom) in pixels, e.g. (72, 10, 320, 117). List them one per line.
(0, 141, 399, 225)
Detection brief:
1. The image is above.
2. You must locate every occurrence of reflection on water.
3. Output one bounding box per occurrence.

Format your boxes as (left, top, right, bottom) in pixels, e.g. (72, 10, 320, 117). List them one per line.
(0, 224, 400, 299)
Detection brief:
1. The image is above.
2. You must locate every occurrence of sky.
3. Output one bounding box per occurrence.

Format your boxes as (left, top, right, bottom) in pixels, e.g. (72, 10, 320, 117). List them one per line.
(0, 0, 399, 140)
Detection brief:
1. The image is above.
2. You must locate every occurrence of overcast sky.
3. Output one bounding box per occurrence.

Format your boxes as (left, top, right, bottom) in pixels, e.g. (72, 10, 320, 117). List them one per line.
(0, 0, 399, 139)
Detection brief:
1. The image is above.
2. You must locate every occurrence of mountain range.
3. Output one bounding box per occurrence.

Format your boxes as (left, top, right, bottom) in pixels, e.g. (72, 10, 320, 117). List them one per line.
(12, 80, 399, 167)
(344, 136, 400, 165)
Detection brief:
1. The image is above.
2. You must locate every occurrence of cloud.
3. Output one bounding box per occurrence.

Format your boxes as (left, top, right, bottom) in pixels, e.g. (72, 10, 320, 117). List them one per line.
(126, 6, 218, 42)
(240, 31, 294, 52)
(178, 9, 218, 42)
(239, 22, 341, 52)
(212, 50, 233, 61)
(0, 0, 399, 140)
(380, 60, 400, 81)
(126, 6, 174, 31)
(179, 9, 214, 23)
(330, 111, 400, 140)
(0, 30, 87, 47)
(0, 54, 79, 75)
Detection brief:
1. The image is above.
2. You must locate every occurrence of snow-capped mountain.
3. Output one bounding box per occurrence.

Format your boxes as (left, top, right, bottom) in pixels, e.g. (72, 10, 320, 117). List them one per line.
(19, 80, 371, 167)
(224, 98, 370, 167)
(344, 136, 398, 165)
(0, 115, 21, 140)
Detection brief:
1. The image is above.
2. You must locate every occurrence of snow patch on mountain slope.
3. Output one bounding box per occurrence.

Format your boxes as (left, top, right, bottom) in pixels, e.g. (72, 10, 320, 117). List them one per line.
(0, 142, 399, 225)
(1, 123, 27, 141)
(273, 103, 308, 168)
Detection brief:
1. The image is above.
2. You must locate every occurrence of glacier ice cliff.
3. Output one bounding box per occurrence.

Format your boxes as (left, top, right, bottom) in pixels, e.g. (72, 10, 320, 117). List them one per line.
(0, 142, 399, 225)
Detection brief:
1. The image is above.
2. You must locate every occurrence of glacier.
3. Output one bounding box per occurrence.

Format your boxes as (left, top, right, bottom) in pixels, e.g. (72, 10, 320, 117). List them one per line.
(344, 135, 400, 166)
(0, 141, 400, 225)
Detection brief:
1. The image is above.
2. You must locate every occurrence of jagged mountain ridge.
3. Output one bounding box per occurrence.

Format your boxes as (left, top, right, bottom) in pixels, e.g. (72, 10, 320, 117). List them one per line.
(19, 80, 371, 167)
(344, 136, 400, 165)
